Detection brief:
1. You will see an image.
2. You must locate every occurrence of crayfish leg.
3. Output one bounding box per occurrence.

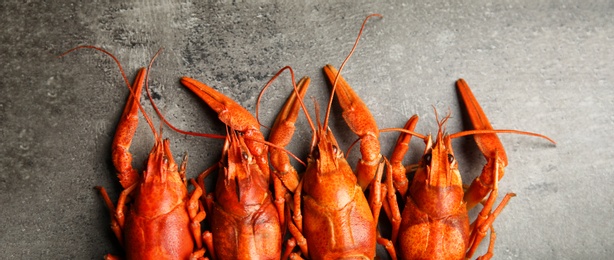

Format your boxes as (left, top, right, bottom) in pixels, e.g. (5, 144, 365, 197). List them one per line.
(95, 186, 123, 245)
(103, 254, 122, 260)
(189, 248, 207, 260)
(95, 183, 136, 247)
(203, 231, 215, 260)
(465, 164, 515, 259)
(187, 179, 205, 249)
(376, 232, 397, 260)
(368, 157, 385, 224)
(476, 226, 496, 260)
(287, 219, 309, 257)
(381, 158, 402, 246)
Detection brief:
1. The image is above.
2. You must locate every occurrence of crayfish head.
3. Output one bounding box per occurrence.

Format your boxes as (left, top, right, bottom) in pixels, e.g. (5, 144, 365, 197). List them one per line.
(134, 138, 187, 217)
(423, 133, 460, 186)
(216, 129, 269, 205)
(416, 111, 462, 190)
(222, 130, 254, 186)
(308, 127, 344, 174)
(410, 133, 464, 217)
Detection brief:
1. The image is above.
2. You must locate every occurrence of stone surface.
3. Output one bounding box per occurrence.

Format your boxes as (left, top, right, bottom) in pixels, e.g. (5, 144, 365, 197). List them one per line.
(1, 0, 612, 259)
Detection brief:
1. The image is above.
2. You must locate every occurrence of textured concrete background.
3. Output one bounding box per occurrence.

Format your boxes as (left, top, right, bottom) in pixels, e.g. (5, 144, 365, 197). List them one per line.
(1, 0, 612, 259)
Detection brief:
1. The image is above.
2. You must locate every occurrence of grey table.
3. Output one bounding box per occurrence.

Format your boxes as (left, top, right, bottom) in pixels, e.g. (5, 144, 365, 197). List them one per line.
(2, 1, 611, 259)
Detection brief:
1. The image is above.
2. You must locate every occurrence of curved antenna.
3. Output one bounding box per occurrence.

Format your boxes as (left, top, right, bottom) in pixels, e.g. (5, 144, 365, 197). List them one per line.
(256, 66, 316, 134)
(381, 126, 555, 144)
(143, 49, 226, 141)
(251, 137, 307, 167)
(432, 106, 452, 128)
(449, 129, 556, 144)
(323, 13, 383, 130)
(380, 127, 428, 141)
(434, 107, 452, 139)
(345, 137, 361, 159)
(59, 46, 131, 88)
(60, 45, 158, 140)
(142, 58, 306, 166)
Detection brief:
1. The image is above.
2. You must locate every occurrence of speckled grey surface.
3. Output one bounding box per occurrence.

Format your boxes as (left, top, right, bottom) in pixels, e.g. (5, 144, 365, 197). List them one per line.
(1, 1, 612, 259)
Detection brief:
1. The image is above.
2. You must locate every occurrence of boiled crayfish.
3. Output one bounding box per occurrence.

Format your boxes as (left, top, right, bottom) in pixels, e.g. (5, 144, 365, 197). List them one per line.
(255, 16, 389, 259)
(169, 76, 305, 259)
(246, 14, 392, 259)
(282, 65, 387, 259)
(381, 79, 555, 260)
(62, 46, 206, 259)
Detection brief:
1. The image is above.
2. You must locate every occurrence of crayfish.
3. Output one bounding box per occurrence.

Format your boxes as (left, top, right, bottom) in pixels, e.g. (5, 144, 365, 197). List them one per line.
(152, 76, 308, 259)
(260, 14, 390, 259)
(380, 79, 555, 259)
(62, 46, 206, 259)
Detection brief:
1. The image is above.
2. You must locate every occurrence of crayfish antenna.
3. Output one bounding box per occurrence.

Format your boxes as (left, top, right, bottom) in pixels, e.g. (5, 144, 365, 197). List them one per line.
(433, 107, 453, 144)
(449, 129, 556, 144)
(322, 13, 382, 130)
(142, 51, 226, 141)
(60, 45, 159, 140)
(256, 66, 315, 167)
(257, 66, 316, 135)
(379, 128, 428, 141)
(312, 97, 323, 130)
(59, 46, 130, 88)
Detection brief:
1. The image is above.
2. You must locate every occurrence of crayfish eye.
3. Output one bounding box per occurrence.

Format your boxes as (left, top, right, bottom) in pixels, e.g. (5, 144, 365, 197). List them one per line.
(447, 154, 455, 163)
(332, 145, 338, 154)
(241, 151, 249, 160)
(312, 148, 320, 160)
(423, 153, 432, 165)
